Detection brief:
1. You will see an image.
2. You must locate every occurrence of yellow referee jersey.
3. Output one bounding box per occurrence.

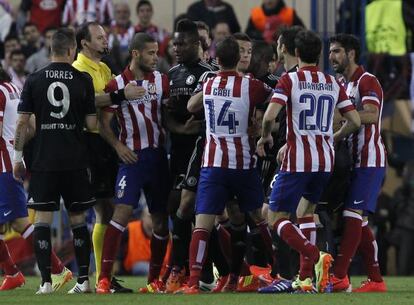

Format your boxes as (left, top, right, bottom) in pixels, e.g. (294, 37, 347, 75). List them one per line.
(73, 52, 113, 133)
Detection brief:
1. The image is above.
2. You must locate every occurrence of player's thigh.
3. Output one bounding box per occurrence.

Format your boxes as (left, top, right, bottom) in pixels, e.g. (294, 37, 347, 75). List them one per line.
(113, 161, 145, 210)
(180, 135, 204, 194)
(344, 167, 386, 213)
(195, 168, 231, 216)
(60, 169, 96, 213)
(28, 171, 60, 212)
(268, 171, 306, 214)
(0, 173, 28, 224)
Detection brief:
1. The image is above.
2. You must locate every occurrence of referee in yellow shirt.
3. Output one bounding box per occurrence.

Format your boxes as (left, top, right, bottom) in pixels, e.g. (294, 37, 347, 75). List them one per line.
(73, 22, 132, 293)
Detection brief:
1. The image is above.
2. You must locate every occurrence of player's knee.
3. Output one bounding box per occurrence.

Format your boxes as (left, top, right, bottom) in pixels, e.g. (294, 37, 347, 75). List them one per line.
(69, 211, 86, 226)
(111, 204, 133, 227)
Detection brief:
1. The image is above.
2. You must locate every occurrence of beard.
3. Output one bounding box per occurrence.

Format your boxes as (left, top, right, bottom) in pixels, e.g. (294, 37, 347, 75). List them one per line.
(98, 47, 109, 56)
(139, 62, 155, 73)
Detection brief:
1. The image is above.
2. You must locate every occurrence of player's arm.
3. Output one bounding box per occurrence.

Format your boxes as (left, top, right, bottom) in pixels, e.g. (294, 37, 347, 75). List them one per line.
(13, 113, 31, 182)
(95, 82, 146, 108)
(85, 114, 97, 132)
(357, 76, 382, 124)
(98, 109, 138, 164)
(333, 109, 361, 144)
(187, 91, 203, 113)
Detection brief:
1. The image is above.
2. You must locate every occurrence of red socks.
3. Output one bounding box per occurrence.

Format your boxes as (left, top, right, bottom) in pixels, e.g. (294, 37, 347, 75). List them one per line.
(358, 222, 383, 282)
(148, 232, 169, 283)
(333, 210, 363, 279)
(188, 228, 210, 287)
(274, 218, 319, 263)
(0, 238, 19, 275)
(99, 220, 125, 280)
(298, 216, 316, 280)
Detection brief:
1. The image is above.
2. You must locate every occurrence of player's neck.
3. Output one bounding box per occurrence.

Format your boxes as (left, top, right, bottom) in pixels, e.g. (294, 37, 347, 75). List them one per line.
(129, 63, 145, 80)
(343, 63, 359, 82)
(284, 56, 298, 72)
(51, 55, 72, 65)
(298, 61, 317, 69)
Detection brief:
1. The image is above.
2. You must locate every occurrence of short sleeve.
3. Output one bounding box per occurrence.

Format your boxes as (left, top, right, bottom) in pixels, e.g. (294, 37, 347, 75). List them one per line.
(359, 75, 383, 108)
(83, 74, 96, 115)
(336, 80, 355, 115)
(18, 75, 34, 114)
(270, 74, 291, 106)
(104, 78, 118, 93)
(249, 78, 273, 107)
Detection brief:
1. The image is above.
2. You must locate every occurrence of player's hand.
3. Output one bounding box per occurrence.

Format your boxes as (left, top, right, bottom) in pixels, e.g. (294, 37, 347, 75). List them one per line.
(256, 135, 273, 157)
(115, 143, 138, 164)
(13, 162, 26, 183)
(277, 143, 287, 164)
(125, 82, 146, 101)
(183, 115, 202, 135)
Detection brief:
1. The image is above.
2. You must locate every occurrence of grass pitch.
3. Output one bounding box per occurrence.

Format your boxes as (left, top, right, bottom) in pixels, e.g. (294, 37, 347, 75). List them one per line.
(0, 276, 413, 305)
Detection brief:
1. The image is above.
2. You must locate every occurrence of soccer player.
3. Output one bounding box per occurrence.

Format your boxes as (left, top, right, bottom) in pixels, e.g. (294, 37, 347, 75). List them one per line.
(257, 29, 361, 293)
(328, 34, 387, 293)
(164, 18, 214, 292)
(13, 28, 96, 294)
(95, 33, 170, 294)
(233, 33, 252, 75)
(73, 22, 141, 292)
(177, 36, 273, 294)
(0, 66, 71, 292)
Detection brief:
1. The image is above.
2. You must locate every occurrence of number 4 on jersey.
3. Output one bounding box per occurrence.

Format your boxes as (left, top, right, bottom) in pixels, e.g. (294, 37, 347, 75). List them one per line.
(206, 100, 239, 134)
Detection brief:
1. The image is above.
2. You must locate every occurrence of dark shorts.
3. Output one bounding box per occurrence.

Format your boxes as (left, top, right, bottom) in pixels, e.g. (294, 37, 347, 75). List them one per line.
(28, 169, 96, 212)
(269, 171, 331, 213)
(170, 134, 199, 190)
(180, 135, 205, 192)
(195, 167, 264, 215)
(114, 148, 170, 214)
(0, 173, 28, 224)
(85, 132, 118, 199)
(344, 167, 386, 213)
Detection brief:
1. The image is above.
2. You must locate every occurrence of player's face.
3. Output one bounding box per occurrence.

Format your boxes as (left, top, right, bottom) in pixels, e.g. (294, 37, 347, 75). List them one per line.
(237, 40, 252, 73)
(87, 24, 109, 56)
(276, 35, 285, 64)
(329, 42, 349, 74)
(137, 42, 159, 72)
(198, 29, 211, 47)
(173, 32, 199, 64)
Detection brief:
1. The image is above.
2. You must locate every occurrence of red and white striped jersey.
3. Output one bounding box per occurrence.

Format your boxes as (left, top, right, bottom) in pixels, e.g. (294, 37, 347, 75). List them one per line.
(62, 0, 113, 26)
(202, 71, 272, 169)
(271, 66, 355, 173)
(104, 67, 169, 152)
(0, 82, 20, 173)
(345, 66, 386, 168)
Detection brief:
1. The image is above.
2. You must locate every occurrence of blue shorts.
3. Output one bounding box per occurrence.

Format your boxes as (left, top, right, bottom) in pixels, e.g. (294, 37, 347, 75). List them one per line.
(195, 167, 264, 215)
(0, 173, 28, 224)
(114, 148, 170, 214)
(269, 171, 331, 213)
(344, 167, 385, 213)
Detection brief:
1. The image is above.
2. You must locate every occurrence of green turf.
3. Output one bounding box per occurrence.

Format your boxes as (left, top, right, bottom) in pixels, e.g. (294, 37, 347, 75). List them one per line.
(0, 276, 413, 305)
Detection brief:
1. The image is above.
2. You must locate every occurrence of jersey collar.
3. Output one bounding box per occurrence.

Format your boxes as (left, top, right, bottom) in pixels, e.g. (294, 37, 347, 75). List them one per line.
(349, 65, 365, 82)
(122, 66, 152, 82)
(76, 53, 101, 71)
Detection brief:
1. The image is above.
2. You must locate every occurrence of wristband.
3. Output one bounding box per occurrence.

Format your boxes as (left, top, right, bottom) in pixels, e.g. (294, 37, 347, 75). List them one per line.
(13, 150, 23, 163)
(110, 89, 126, 105)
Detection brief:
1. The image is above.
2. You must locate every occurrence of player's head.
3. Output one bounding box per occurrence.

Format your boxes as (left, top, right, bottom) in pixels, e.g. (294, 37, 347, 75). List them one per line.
(0, 66, 11, 82)
(294, 30, 321, 65)
(233, 32, 252, 73)
(76, 22, 109, 58)
(136, 0, 153, 26)
(329, 34, 360, 74)
(173, 18, 200, 64)
(276, 25, 303, 64)
(129, 33, 158, 73)
(196, 21, 211, 47)
(51, 27, 77, 62)
(216, 36, 240, 70)
(248, 40, 274, 77)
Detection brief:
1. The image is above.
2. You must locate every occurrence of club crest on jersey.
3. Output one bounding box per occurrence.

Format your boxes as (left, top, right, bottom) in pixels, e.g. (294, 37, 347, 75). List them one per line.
(186, 75, 196, 85)
(147, 83, 156, 94)
(117, 189, 124, 199)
